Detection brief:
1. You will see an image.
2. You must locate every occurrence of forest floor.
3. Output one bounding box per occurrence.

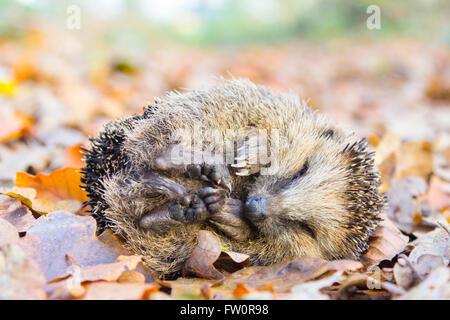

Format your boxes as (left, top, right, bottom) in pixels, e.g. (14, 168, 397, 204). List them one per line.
(0, 27, 449, 299)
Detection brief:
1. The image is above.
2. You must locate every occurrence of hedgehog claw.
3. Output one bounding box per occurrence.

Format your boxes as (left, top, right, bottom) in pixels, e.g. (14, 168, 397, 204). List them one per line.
(187, 163, 232, 193)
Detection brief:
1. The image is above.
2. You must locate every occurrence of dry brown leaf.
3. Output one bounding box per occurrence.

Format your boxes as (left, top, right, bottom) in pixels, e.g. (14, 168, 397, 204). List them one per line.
(19, 211, 132, 281)
(0, 194, 36, 233)
(0, 243, 47, 299)
(385, 176, 428, 233)
(395, 141, 433, 180)
(15, 168, 88, 202)
(184, 230, 249, 280)
(396, 266, 450, 300)
(393, 226, 449, 289)
(6, 187, 83, 215)
(117, 270, 146, 284)
(164, 278, 216, 299)
(282, 271, 344, 300)
(215, 257, 362, 294)
(378, 152, 396, 193)
(78, 255, 143, 282)
(374, 132, 402, 166)
(361, 213, 409, 267)
(47, 254, 146, 299)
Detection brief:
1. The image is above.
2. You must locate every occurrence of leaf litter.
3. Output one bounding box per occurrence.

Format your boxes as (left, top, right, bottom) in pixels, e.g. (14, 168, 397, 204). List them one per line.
(0, 25, 449, 300)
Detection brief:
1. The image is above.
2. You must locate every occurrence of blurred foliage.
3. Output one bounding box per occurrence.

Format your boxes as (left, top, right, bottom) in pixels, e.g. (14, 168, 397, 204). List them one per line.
(0, 0, 449, 46)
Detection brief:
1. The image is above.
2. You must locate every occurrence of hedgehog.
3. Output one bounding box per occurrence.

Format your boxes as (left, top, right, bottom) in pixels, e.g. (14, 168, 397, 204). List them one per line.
(81, 78, 385, 277)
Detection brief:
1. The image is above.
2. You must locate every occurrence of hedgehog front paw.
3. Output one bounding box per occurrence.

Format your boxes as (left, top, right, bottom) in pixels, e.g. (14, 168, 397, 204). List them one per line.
(186, 164, 232, 192)
(169, 187, 227, 223)
(154, 144, 232, 192)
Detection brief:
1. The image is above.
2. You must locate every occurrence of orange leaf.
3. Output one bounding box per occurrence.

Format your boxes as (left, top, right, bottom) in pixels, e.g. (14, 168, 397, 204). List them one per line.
(64, 143, 86, 168)
(0, 109, 32, 143)
(233, 283, 251, 298)
(15, 168, 88, 202)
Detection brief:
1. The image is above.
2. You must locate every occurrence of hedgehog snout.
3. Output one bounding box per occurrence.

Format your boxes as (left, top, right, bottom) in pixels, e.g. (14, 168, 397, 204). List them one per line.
(244, 195, 268, 222)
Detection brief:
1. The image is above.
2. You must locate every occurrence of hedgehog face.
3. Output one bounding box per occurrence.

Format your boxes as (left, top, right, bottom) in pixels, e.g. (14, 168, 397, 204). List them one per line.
(243, 133, 383, 259)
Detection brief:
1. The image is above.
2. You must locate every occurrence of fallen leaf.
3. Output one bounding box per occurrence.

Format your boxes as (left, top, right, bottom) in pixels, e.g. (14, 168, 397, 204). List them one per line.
(117, 270, 146, 284)
(63, 143, 86, 168)
(0, 194, 36, 233)
(78, 255, 143, 283)
(216, 257, 362, 294)
(47, 254, 146, 299)
(15, 168, 88, 202)
(393, 226, 449, 289)
(396, 267, 450, 300)
(233, 282, 251, 298)
(165, 278, 216, 299)
(0, 243, 47, 299)
(395, 141, 433, 180)
(282, 271, 344, 300)
(374, 132, 401, 166)
(0, 108, 32, 142)
(378, 152, 396, 193)
(6, 187, 83, 215)
(19, 211, 132, 281)
(213, 250, 250, 274)
(385, 176, 428, 233)
(361, 213, 409, 266)
(184, 230, 249, 280)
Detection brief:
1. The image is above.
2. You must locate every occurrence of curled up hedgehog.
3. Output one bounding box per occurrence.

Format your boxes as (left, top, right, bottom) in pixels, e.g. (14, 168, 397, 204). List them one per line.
(81, 79, 385, 277)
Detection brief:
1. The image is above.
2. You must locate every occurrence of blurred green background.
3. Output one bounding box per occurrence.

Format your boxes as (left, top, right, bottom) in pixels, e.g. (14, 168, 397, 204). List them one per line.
(1, 0, 449, 46)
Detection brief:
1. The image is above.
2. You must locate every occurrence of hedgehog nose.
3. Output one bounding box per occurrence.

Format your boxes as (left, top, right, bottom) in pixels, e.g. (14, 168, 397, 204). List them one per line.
(244, 196, 268, 222)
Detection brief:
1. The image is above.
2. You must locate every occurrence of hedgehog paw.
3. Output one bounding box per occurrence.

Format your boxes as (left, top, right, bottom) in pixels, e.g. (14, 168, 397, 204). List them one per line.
(169, 187, 226, 223)
(186, 164, 232, 193)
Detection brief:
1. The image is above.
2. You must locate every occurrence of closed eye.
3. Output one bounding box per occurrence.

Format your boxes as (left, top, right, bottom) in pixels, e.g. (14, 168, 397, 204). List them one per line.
(276, 160, 308, 191)
(292, 161, 308, 180)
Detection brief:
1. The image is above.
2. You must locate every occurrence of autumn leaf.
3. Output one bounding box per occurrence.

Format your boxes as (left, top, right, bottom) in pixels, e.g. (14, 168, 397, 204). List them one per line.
(0, 108, 32, 143)
(385, 176, 429, 233)
(396, 267, 450, 300)
(6, 187, 83, 216)
(63, 143, 86, 168)
(19, 211, 132, 281)
(0, 243, 47, 300)
(393, 226, 449, 289)
(361, 213, 409, 267)
(184, 230, 249, 280)
(395, 141, 433, 180)
(15, 168, 88, 203)
(217, 257, 362, 294)
(0, 194, 36, 233)
(233, 282, 251, 298)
